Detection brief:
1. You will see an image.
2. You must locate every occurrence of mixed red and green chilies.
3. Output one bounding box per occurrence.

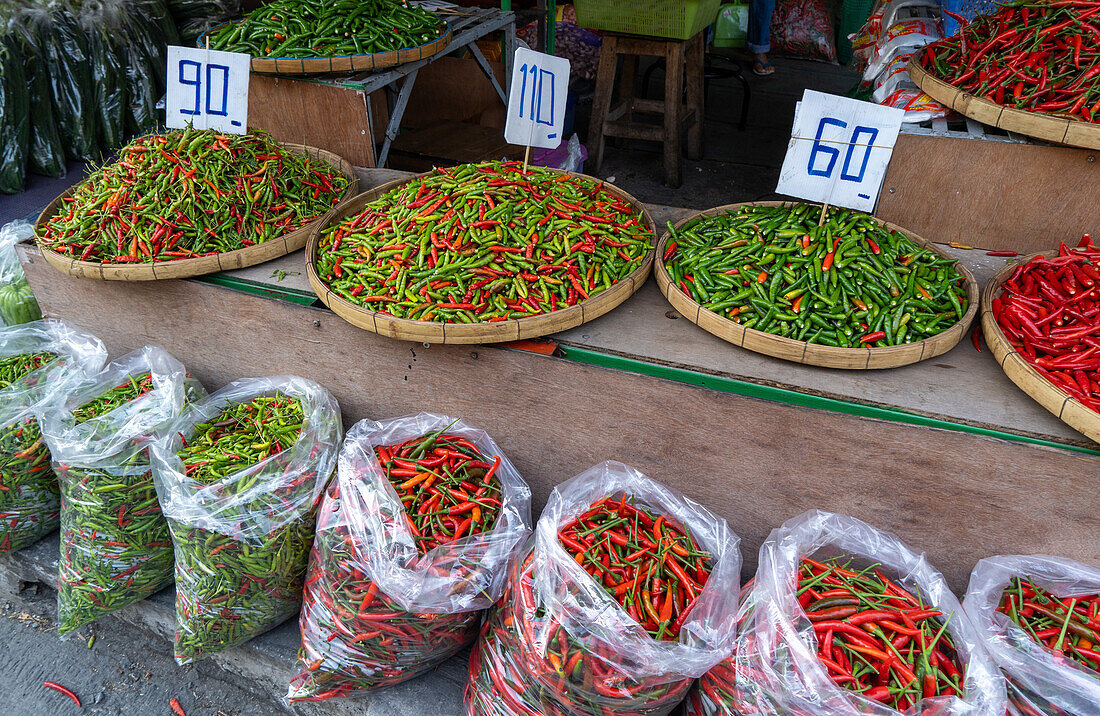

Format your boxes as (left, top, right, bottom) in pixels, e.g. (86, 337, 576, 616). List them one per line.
(314, 161, 653, 324)
(664, 205, 970, 348)
(999, 577, 1100, 673)
(37, 127, 347, 264)
(921, 0, 1100, 121)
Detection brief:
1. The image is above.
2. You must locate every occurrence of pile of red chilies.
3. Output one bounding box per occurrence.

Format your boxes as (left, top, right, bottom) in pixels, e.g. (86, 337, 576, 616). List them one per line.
(992, 234, 1100, 413)
(291, 431, 504, 701)
(466, 496, 713, 716)
(999, 577, 1100, 672)
(693, 558, 965, 714)
(920, 1, 1100, 121)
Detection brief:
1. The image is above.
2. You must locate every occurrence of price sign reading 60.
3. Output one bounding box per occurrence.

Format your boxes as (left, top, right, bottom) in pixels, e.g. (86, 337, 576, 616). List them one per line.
(166, 46, 250, 134)
(777, 90, 904, 212)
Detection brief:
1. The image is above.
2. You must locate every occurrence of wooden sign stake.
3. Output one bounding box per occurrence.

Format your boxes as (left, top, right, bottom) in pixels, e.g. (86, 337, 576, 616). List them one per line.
(818, 202, 829, 226)
(522, 144, 532, 172)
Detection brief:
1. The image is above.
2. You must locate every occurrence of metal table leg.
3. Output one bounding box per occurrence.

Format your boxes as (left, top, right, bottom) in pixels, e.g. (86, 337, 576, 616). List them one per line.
(377, 68, 419, 167)
(468, 41, 508, 105)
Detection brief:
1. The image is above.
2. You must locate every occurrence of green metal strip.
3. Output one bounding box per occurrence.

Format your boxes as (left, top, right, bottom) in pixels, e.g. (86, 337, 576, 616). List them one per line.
(559, 344, 1100, 457)
(193, 274, 318, 306)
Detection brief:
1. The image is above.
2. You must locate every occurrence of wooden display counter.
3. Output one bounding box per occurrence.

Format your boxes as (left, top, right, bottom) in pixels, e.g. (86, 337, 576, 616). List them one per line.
(17, 169, 1100, 592)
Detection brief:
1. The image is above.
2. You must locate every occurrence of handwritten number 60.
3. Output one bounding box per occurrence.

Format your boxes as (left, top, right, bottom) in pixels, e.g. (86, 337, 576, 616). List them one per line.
(807, 117, 879, 183)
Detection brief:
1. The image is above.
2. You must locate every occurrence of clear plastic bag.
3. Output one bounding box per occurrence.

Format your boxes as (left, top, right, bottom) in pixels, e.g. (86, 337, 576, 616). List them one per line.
(703, 510, 1006, 716)
(40, 2, 99, 162)
(465, 460, 743, 716)
(9, 7, 67, 179)
(0, 221, 42, 326)
(0, 30, 29, 194)
(81, 2, 127, 154)
(149, 376, 341, 664)
(0, 319, 107, 553)
(41, 346, 203, 636)
(771, 0, 838, 63)
(289, 413, 532, 701)
(964, 555, 1100, 716)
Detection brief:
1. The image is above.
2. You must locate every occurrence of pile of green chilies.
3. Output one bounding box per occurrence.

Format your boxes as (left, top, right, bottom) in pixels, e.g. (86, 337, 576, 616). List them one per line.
(921, 1, 1100, 122)
(693, 558, 966, 713)
(56, 372, 173, 635)
(999, 577, 1100, 673)
(38, 127, 348, 264)
(209, 0, 445, 58)
(291, 429, 504, 701)
(0, 350, 59, 553)
(663, 205, 969, 348)
(315, 161, 653, 324)
(467, 497, 713, 716)
(170, 394, 316, 663)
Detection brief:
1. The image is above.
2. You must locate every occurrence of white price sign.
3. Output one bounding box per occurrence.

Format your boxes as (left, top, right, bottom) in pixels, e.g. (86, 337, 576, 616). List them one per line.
(166, 46, 250, 134)
(505, 48, 570, 149)
(776, 90, 904, 212)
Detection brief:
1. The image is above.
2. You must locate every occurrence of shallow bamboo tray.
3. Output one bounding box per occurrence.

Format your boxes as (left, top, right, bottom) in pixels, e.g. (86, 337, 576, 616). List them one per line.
(981, 252, 1100, 443)
(654, 202, 979, 370)
(305, 170, 656, 345)
(198, 22, 451, 75)
(34, 144, 358, 282)
(909, 58, 1100, 151)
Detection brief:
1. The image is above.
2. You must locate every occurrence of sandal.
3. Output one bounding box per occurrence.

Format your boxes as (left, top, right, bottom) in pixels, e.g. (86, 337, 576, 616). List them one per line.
(753, 60, 775, 76)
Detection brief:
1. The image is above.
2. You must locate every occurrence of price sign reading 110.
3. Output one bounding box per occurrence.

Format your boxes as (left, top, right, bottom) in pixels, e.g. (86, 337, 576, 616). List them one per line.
(166, 46, 250, 134)
(776, 90, 904, 212)
(505, 48, 570, 150)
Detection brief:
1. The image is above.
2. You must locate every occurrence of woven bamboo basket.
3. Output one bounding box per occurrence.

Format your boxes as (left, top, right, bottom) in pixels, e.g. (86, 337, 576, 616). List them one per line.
(909, 58, 1100, 151)
(981, 252, 1100, 443)
(654, 201, 979, 370)
(198, 22, 451, 75)
(34, 144, 358, 282)
(305, 170, 656, 345)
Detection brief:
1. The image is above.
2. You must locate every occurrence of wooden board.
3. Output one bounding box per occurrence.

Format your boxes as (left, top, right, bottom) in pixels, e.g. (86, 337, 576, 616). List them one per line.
(249, 76, 388, 168)
(981, 252, 1100, 444)
(200, 22, 452, 76)
(32, 145, 359, 282)
(16, 246, 1100, 590)
(304, 170, 656, 344)
(653, 202, 979, 370)
(876, 133, 1100, 254)
(388, 122, 524, 173)
(909, 58, 1100, 151)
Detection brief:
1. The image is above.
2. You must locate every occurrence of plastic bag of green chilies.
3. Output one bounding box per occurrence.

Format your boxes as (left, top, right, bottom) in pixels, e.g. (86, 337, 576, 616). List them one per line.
(0, 30, 29, 194)
(150, 376, 342, 664)
(11, 9, 67, 179)
(42, 346, 205, 636)
(81, 2, 127, 154)
(40, 2, 99, 161)
(120, 5, 168, 135)
(0, 221, 43, 326)
(0, 319, 107, 553)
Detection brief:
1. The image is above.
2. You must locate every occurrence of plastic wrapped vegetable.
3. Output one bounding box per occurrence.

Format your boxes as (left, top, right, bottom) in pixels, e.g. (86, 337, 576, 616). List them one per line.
(465, 461, 742, 716)
(119, 0, 174, 135)
(771, 0, 838, 63)
(964, 555, 1100, 716)
(0, 319, 107, 553)
(0, 30, 29, 194)
(698, 510, 1006, 715)
(81, 2, 127, 154)
(40, 3, 99, 161)
(150, 376, 341, 664)
(41, 346, 203, 636)
(289, 413, 532, 702)
(9, 8, 66, 178)
(0, 221, 42, 326)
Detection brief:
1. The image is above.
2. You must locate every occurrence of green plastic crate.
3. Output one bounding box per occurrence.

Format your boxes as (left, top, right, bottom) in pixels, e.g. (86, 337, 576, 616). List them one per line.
(574, 0, 721, 40)
(838, 0, 875, 64)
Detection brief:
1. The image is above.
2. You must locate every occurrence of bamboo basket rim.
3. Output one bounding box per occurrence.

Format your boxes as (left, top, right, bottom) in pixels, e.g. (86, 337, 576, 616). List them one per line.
(33, 143, 359, 282)
(653, 201, 980, 370)
(980, 250, 1100, 443)
(304, 167, 656, 345)
(908, 57, 1100, 151)
(197, 20, 452, 76)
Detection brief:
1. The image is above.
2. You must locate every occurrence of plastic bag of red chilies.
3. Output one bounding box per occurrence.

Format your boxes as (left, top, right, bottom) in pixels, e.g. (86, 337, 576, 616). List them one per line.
(0, 319, 106, 553)
(465, 460, 742, 716)
(289, 413, 532, 702)
(964, 555, 1100, 716)
(771, 0, 838, 63)
(688, 510, 1007, 716)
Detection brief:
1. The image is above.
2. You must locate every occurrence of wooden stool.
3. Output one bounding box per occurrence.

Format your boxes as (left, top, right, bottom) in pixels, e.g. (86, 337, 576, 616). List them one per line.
(588, 31, 704, 188)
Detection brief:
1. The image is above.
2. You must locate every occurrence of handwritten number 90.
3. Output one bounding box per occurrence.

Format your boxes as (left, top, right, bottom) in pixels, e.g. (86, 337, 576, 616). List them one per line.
(178, 60, 231, 117)
(807, 117, 879, 183)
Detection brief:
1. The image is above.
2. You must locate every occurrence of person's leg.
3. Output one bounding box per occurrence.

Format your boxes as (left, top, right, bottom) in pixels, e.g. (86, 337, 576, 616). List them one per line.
(748, 0, 776, 75)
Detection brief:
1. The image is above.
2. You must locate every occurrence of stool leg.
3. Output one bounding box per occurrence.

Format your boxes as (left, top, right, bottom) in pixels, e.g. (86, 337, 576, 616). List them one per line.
(588, 38, 619, 174)
(663, 41, 685, 187)
(686, 33, 704, 161)
(618, 55, 637, 122)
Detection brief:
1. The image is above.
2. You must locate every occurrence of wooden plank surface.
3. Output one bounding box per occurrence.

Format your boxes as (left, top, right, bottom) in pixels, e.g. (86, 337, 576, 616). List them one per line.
(876, 134, 1100, 253)
(16, 252, 1100, 590)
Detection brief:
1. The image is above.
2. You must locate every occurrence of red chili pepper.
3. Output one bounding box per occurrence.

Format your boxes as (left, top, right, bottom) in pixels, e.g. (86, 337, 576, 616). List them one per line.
(169, 698, 187, 716)
(43, 681, 81, 707)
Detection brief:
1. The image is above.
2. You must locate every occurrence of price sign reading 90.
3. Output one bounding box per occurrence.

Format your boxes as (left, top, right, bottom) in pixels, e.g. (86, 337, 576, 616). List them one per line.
(166, 46, 250, 134)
